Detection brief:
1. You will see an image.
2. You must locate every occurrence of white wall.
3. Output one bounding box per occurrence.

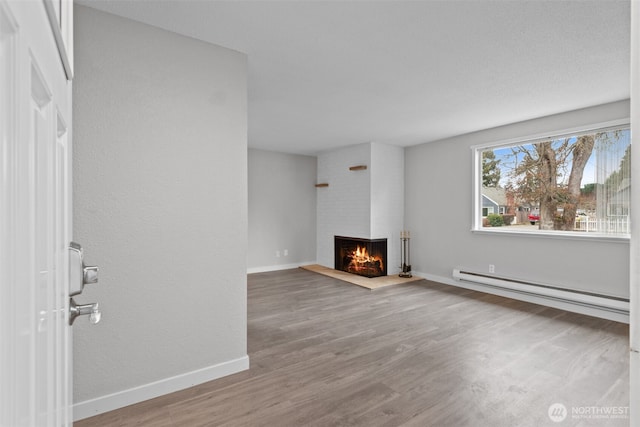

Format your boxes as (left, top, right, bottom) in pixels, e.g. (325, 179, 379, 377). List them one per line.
(248, 149, 317, 272)
(317, 144, 372, 267)
(316, 143, 404, 272)
(406, 100, 630, 298)
(370, 143, 405, 271)
(73, 6, 248, 418)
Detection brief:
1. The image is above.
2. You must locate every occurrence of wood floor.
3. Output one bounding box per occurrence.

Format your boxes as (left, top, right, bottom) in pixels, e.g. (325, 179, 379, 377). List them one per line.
(75, 268, 630, 427)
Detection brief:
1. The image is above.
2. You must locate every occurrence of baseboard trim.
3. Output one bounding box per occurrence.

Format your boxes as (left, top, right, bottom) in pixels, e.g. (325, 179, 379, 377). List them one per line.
(73, 355, 250, 421)
(247, 261, 316, 274)
(413, 271, 629, 324)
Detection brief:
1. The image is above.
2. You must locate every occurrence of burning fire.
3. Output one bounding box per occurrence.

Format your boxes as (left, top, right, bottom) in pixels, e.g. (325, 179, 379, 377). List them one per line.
(347, 245, 384, 274)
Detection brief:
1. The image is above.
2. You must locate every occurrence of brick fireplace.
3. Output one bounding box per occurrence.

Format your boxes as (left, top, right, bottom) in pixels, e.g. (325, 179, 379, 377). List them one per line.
(316, 143, 404, 274)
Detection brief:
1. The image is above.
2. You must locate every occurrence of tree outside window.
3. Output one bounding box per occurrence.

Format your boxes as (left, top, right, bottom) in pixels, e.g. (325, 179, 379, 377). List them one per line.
(478, 126, 631, 236)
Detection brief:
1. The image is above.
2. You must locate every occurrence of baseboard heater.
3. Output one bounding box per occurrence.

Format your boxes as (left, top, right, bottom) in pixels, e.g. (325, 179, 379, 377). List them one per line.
(452, 269, 629, 319)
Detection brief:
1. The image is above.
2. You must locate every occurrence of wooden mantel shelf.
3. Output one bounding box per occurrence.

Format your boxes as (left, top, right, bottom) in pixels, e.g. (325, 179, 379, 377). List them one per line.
(349, 165, 367, 171)
(315, 183, 329, 188)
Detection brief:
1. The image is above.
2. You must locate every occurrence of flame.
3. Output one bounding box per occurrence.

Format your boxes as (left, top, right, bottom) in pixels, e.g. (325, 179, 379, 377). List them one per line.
(347, 245, 384, 273)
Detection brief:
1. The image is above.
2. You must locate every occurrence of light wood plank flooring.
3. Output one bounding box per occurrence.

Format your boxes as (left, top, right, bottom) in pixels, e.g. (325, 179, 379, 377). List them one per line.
(300, 264, 423, 289)
(75, 268, 629, 426)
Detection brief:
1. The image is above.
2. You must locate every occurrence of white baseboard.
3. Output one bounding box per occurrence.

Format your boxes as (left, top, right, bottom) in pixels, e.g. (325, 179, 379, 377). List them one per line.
(247, 261, 316, 274)
(413, 271, 629, 324)
(73, 355, 250, 421)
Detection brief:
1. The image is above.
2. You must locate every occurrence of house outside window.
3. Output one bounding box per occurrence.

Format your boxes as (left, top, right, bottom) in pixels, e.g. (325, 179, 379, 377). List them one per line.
(474, 123, 631, 238)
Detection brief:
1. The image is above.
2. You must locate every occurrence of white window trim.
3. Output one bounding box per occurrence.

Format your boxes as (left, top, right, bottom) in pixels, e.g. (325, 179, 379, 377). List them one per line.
(471, 118, 631, 240)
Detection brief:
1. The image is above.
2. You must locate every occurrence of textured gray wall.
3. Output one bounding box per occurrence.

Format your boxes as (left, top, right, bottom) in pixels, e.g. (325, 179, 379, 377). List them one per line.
(73, 5, 248, 404)
(405, 100, 630, 298)
(248, 149, 317, 271)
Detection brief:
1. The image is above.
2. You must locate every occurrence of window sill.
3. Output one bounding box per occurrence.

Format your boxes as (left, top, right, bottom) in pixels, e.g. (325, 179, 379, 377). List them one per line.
(472, 227, 630, 243)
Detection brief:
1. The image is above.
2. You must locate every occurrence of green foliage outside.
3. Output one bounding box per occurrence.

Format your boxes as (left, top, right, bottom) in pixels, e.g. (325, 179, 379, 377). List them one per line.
(581, 183, 596, 195)
(482, 151, 501, 187)
(487, 213, 504, 227)
(603, 144, 631, 193)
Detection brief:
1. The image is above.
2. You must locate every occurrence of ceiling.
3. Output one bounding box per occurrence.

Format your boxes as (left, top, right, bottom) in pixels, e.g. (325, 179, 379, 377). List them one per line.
(76, 0, 630, 156)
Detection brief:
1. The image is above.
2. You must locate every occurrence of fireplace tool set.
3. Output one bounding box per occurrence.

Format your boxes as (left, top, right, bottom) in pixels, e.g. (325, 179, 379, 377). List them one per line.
(399, 230, 412, 278)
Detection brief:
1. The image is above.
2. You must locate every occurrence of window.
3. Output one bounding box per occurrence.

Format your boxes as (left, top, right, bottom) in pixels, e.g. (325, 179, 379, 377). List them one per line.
(482, 207, 494, 217)
(474, 124, 631, 237)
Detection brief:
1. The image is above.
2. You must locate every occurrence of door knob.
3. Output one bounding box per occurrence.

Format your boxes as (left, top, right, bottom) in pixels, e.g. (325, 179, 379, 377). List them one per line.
(69, 298, 101, 325)
(68, 242, 102, 325)
(69, 241, 99, 296)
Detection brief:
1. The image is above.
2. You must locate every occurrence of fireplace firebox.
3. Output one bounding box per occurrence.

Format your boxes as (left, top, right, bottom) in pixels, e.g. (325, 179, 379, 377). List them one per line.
(334, 236, 387, 278)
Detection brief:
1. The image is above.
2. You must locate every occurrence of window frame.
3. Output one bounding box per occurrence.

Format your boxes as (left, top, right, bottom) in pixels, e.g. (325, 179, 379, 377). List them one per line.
(471, 118, 631, 242)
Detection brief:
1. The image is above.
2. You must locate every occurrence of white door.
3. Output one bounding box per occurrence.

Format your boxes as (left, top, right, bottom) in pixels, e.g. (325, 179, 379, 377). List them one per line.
(0, 1, 75, 425)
